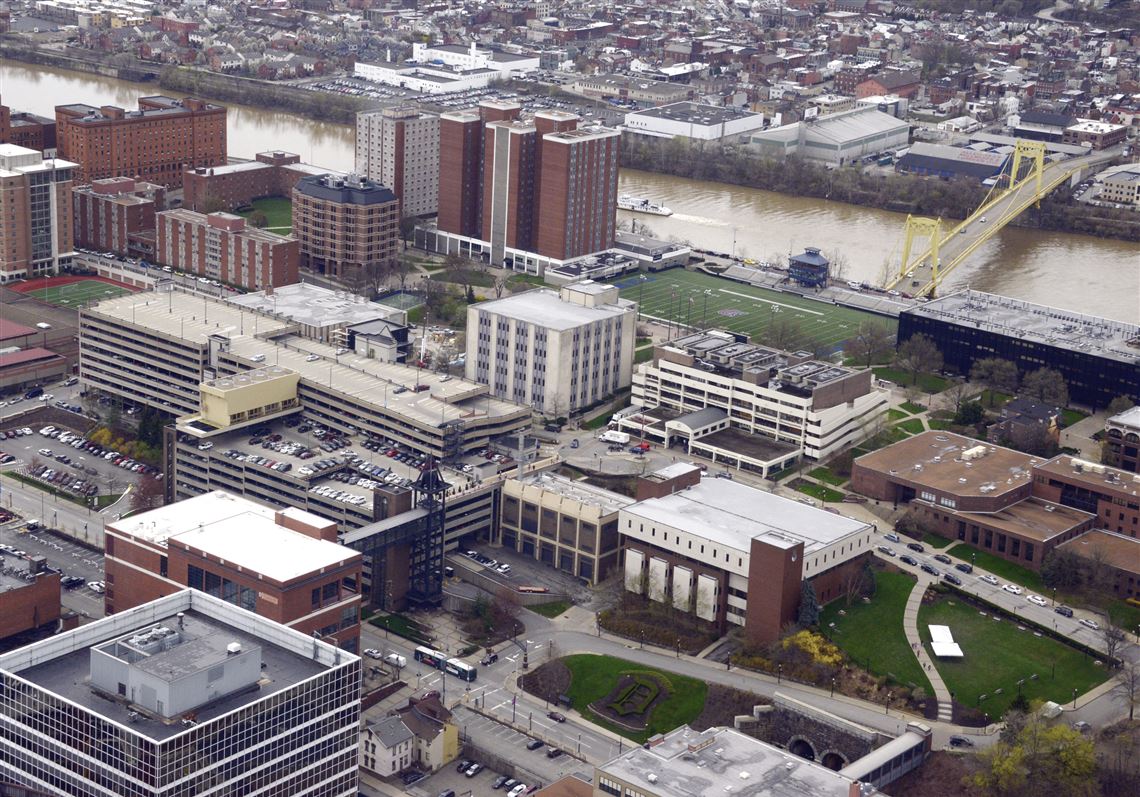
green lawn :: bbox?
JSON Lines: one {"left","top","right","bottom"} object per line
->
{"left": 919, "top": 593, "right": 1109, "bottom": 718}
{"left": 809, "top": 466, "right": 846, "bottom": 486}
{"left": 945, "top": 543, "right": 1045, "bottom": 592}
{"left": 28, "top": 279, "right": 134, "bottom": 309}
{"left": 822, "top": 570, "right": 931, "bottom": 692}
{"left": 928, "top": 419, "right": 955, "bottom": 431}
{"left": 900, "top": 401, "right": 927, "bottom": 414}
{"left": 795, "top": 482, "right": 846, "bottom": 502}
{"left": 873, "top": 367, "right": 950, "bottom": 394}
{"left": 887, "top": 408, "right": 909, "bottom": 422}
{"left": 369, "top": 613, "right": 432, "bottom": 645}
{"left": 922, "top": 533, "right": 952, "bottom": 549}
{"left": 561, "top": 654, "right": 708, "bottom": 743}
{"left": 896, "top": 419, "right": 926, "bottom": 435}
{"left": 528, "top": 601, "right": 572, "bottom": 618}
{"left": 236, "top": 196, "right": 292, "bottom": 234}
{"left": 1061, "top": 409, "right": 1088, "bottom": 428}
{"left": 634, "top": 347, "right": 655, "bottom": 364}
{"left": 611, "top": 269, "right": 896, "bottom": 354}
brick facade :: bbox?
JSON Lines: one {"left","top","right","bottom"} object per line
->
{"left": 72, "top": 177, "right": 164, "bottom": 257}
{"left": 0, "top": 572, "right": 61, "bottom": 642}
{"left": 56, "top": 96, "right": 226, "bottom": 189}
{"left": 156, "top": 209, "right": 298, "bottom": 290}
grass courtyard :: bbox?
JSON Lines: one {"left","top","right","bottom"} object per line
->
{"left": 611, "top": 269, "right": 895, "bottom": 354}
{"left": 561, "top": 654, "right": 707, "bottom": 743}
{"left": 236, "top": 197, "right": 292, "bottom": 234}
{"left": 918, "top": 592, "right": 1109, "bottom": 718}
{"left": 27, "top": 279, "right": 134, "bottom": 308}
{"left": 821, "top": 570, "right": 932, "bottom": 693}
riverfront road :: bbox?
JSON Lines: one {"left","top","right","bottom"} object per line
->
{"left": 894, "top": 145, "right": 1123, "bottom": 295}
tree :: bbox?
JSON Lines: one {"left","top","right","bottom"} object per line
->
{"left": 1113, "top": 662, "right": 1140, "bottom": 721}
{"left": 1101, "top": 623, "right": 1126, "bottom": 668}
{"left": 894, "top": 333, "right": 942, "bottom": 386}
{"left": 765, "top": 315, "right": 802, "bottom": 350}
{"left": 1006, "top": 422, "right": 1059, "bottom": 458}
{"left": 973, "top": 711, "right": 1096, "bottom": 797}
{"left": 1040, "top": 548, "right": 1084, "bottom": 590}
{"left": 1021, "top": 367, "right": 1070, "bottom": 408}
{"left": 846, "top": 320, "right": 895, "bottom": 367}
{"left": 398, "top": 215, "right": 417, "bottom": 249}
{"left": 970, "top": 357, "right": 1019, "bottom": 405}
{"left": 131, "top": 474, "right": 165, "bottom": 514}
{"left": 842, "top": 559, "right": 874, "bottom": 606}
{"left": 1105, "top": 395, "right": 1134, "bottom": 416}
{"left": 248, "top": 210, "right": 268, "bottom": 228}
{"left": 955, "top": 401, "right": 986, "bottom": 426}
{"left": 945, "top": 378, "right": 976, "bottom": 415}
{"left": 797, "top": 581, "right": 820, "bottom": 627}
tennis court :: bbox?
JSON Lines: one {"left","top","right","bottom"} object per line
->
{"left": 376, "top": 290, "right": 423, "bottom": 311}
{"left": 615, "top": 269, "right": 896, "bottom": 353}
{"left": 22, "top": 278, "right": 136, "bottom": 309}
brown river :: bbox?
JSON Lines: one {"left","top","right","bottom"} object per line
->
{"left": 3, "top": 61, "right": 1136, "bottom": 322}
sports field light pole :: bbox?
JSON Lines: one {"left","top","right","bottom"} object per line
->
{"left": 702, "top": 289, "right": 712, "bottom": 328}
{"left": 637, "top": 274, "right": 648, "bottom": 321}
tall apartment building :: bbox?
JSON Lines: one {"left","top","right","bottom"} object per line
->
{"left": 432, "top": 102, "right": 620, "bottom": 269}
{"left": 55, "top": 96, "right": 226, "bottom": 189}
{"left": 465, "top": 281, "right": 637, "bottom": 415}
{"left": 355, "top": 107, "right": 439, "bottom": 218}
{"left": 438, "top": 100, "right": 521, "bottom": 238}
{"left": 292, "top": 173, "right": 399, "bottom": 279}
{"left": 183, "top": 150, "right": 342, "bottom": 213}
{"left": 0, "top": 144, "right": 75, "bottom": 284}
{"left": 156, "top": 208, "right": 299, "bottom": 290}
{"left": 623, "top": 330, "right": 889, "bottom": 473}
{"left": 72, "top": 176, "right": 165, "bottom": 257}
{"left": 105, "top": 490, "right": 363, "bottom": 651}
{"left": 0, "top": 589, "right": 360, "bottom": 797}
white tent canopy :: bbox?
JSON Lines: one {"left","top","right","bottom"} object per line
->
{"left": 929, "top": 624, "right": 964, "bottom": 658}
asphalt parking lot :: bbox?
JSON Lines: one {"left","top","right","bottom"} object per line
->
{"left": 0, "top": 524, "right": 106, "bottom": 617}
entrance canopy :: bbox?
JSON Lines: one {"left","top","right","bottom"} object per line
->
{"left": 928, "top": 624, "right": 963, "bottom": 658}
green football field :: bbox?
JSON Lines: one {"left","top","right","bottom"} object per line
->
{"left": 28, "top": 280, "right": 134, "bottom": 309}
{"left": 613, "top": 269, "right": 896, "bottom": 354}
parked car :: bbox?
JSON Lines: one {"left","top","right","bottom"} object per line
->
{"left": 1027, "top": 594, "right": 1048, "bottom": 607}
{"left": 884, "top": 533, "right": 901, "bottom": 543}
{"left": 546, "top": 747, "right": 564, "bottom": 759}
{"left": 943, "top": 573, "right": 962, "bottom": 586}
{"left": 979, "top": 574, "right": 999, "bottom": 586}
{"left": 906, "top": 542, "right": 925, "bottom": 553}
{"left": 491, "top": 776, "right": 510, "bottom": 789}
{"left": 955, "top": 563, "right": 973, "bottom": 574}
{"left": 900, "top": 555, "right": 919, "bottom": 566}
{"left": 526, "top": 739, "right": 544, "bottom": 750}
{"left": 465, "top": 762, "right": 484, "bottom": 777}
{"left": 1054, "top": 605, "right": 1074, "bottom": 618}
{"left": 363, "top": 648, "right": 382, "bottom": 659}
{"left": 920, "top": 563, "right": 940, "bottom": 576}
{"left": 455, "top": 759, "right": 472, "bottom": 774}
{"left": 933, "top": 554, "right": 952, "bottom": 565}
{"left": 1079, "top": 618, "right": 1100, "bottom": 631}
{"left": 1001, "top": 583, "right": 1023, "bottom": 595}
{"left": 876, "top": 546, "right": 896, "bottom": 557}
{"left": 949, "top": 735, "right": 974, "bottom": 748}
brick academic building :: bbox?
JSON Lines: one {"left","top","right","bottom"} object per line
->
{"left": 852, "top": 431, "right": 1140, "bottom": 571}
{"left": 103, "top": 491, "right": 364, "bottom": 652}
{"left": 56, "top": 96, "right": 226, "bottom": 189}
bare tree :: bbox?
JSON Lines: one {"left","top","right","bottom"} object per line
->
{"left": 1101, "top": 622, "right": 1127, "bottom": 668}
{"left": 765, "top": 315, "right": 802, "bottom": 351}
{"left": 494, "top": 275, "right": 508, "bottom": 299}
{"left": 1021, "top": 367, "right": 1070, "bottom": 408}
{"left": 970, "top": 357, "right": 1019, "bottom": 405}
{"left": 895, "top": 333, "right": 942, "bottom": 386}
{"left": 846, "top": 320, "right": 895, "bottom": 368}
{"left": 824, "top": 249, "right": 850, "bottom": 283}
{"left": 1113, "top": 661, "right": 1140, "bottom": 721}
{"left": 945, "top": 378, "right": 976, "bottom": 415}
{"left": 131, "top": 474, "right": 165, "bottom": 514}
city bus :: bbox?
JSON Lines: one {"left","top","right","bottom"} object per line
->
{"left": 444, "top": 658, "right": 477, "bottom": 682}
{"left": 414, "top": 645, "right": 448, "bottom": 669}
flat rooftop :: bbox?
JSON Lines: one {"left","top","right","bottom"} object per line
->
{"left": 4, "top": 598, "right": 334, "bottom": 742}
{"left": 1057, "top": 529, "right": 1140, "bottom": 576}
{"left": 957, "top": 497, "right": 1092, "bottom": 543}
{"left": 228, "top": 282, "right": 404, "bottom": 329}
{"left": 630, "top": 101, "right": 762, "bottom": 127}
{"left": 623, "top": 478, "right": 869, "bottom": 556}
{"left": 696, "top": 427, "right": 799, "bottom": 461}
{"left": 109, "top": 491, "right": 356, "bottom": 581}
{"left": 1033, "top": 455, "right": 1140, "bottom": 498}
{"left": 599, "top": 725, "right": 875, "bottom": 797}
{"left": 904, "top": 289, "right": 1140, "bottom": 364}
{"left": 86, "top": 291, "right": 525, "bottom": 428}
{"left": 514, "top": 471, "right": 632, "bottom": 515}
{"left": 855, "top": 431, "right": 1036, "bottom": 499}
{"left": 472, "top": 288, "right": 634, "bottom": 330}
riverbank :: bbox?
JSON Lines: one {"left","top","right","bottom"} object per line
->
{"left": 0, "top": 37, "right": 157, "bottom": 83}
{"left": 620, "top": 136, "right": 1140, "bottom": 243}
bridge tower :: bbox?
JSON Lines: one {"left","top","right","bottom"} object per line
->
{"left": 1008, "top": 140, "right": 1046, "bottom": 200}
{"left": 898, "top": 215, "right": 942, "bottom": 293}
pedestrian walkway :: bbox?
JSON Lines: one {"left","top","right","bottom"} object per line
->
{"left": 902, "top": 578, "right": 955, "bottom": 723}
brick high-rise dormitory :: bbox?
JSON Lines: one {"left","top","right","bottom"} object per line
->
{"left": 355, "top": 107, "right": 439, "bottom": 218}
{"left": 435, "top": 100, "right": 619, "bottom": 267}
{"left": 156, "top": 209, "right": 299, "bottom": 290}
{"left": 72, "top": 176, "right": 165, "bottom": 258}
{"left": 55, "top": 96, "right": 226, "bottom": 189}
{"left": 0, "top": 144, "right": 75, "bottom": 283}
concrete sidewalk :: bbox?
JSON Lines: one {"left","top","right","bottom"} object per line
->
{"left": 902, "top": 579, "right": 955, "bottom": 723}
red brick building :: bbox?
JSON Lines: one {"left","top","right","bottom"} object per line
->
{"left": 0, "top": 565, "right": 61, "bottom": 644}
{"left": 855, "top": 72, "right": 922, "bottom": 100}
{"left": 0, "top": 95, "right": 56, "bottom": 153}
{"left": 438, "top": 100, "right": 521, "bottom": 239}
{"left": 292, "top": 174, "right": 399, "bottom": 279}
{"left": 103, "top": 491, "right": 363, "bottom": 652}
{"left": 183, "top": 150, "right": 334, "bottom": 213}
{"left": 156, "top": 209, "right": 299, "bottom": 290}
{"left": 0, "top": 144, "right": 76, "bottom": 284}
{"left": 56, "top": 96, "right": 226, "bottom": 189}
{"left": 72, "top": 176, "right": 165, "bottom": 257}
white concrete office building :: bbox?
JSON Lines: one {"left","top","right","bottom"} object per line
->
{"left": 354, "top": 107, "right": 439, "bottom": 218}
{"left": 465, "top": 281, "right": 637, "bottom": 416}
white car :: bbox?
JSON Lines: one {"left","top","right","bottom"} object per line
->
{"left": 1078, "top": 618, "right": 1100, "bottom": 631}
{"left": 1027, "top": 594, "right": 1048, "bottom": 607}
{"left": 363, "top": 648, "right": 382, "bottom": 659}
{"left": 1001, "top": 584, "right": 1023, "bottom": 595}
{"left": 89, "top": 581, "right": 105, "bottom": 593}
{"left": 979, "top": 574, "right": 999, "bottom": 586}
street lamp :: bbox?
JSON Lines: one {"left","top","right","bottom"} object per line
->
{"left": 1052, "top": 587, "right": 1057, "bottom": 607}
{"left": 1072, "top": 687, "right": 1078, "bottom": 708}
{"left": 885, "top": 691, "right": 892, "bottom": 714}
{"left": 637, "top": 274, "right": 649, "bottom": 321}
{"left": 831, "top": 677, "right": 836, "bottom": 698}
{"left": 777, "top": 664, "right": 783, "bottom": 684}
